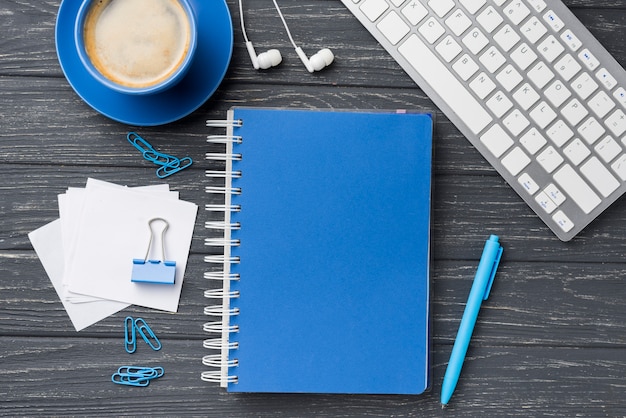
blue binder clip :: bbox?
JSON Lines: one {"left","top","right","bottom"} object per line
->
{"left": 131, "top": 218, "right": 176, "bottom": 285}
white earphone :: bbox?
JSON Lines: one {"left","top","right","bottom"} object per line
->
{"left": 245, "top": 41, "right": 282, "bottom": 70}
{"left": 294, "top": 47, "right": 334, "bottom": 73}
{"left": 238, "top": 0, "right": 334, "bottom": 72}
{"left": 239, "top": 0, "right": 282, "bottom": 70}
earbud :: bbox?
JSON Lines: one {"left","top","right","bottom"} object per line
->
{"left": 245, "top": 41, "right": 282, "bottom": 70}
{"left": 240, "top": 0, "right": 334, "bottom": 73}
{"left": 295, "top": 47, "right": 334, "bottom": 73}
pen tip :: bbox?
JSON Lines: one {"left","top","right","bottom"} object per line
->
{"left": 441, "top": 403, "right": 447, "bottom": 409}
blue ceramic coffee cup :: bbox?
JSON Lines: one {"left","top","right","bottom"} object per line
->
{"left": 74, "top": 0, "right": 197, "bottom": 95}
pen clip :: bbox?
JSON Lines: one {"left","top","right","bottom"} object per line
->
{"left": 483, "top": 245, "right": 503, "bottom": 300}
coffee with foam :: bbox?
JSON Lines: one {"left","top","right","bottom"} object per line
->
{"left": 83, "top": 0, "right": 192, "bottom": 89}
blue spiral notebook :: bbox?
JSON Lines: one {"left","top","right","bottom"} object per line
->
{"left": 203, "top": 107, "right": 433, "bottom": 394}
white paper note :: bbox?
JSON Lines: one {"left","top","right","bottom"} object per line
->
{"left": 28, "top": 220, "right": 130, "bottom": 331}
{"left": 65, "top": 181, "right": 198, "bottom": 311}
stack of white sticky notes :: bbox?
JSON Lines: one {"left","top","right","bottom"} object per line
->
{"left": 28, "top": 178, "right": 198, "bottom": 331}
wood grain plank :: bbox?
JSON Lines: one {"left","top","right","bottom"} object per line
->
{"left": 3, "top": 161, "right": 626, "bottom": 260}
{"left": 1, "top": 1, "right": 625, "bottom": 89}
{"left": 1, "top": 337, "right": 625, "bottom": 417}
{"left": 3, "top": 250, "right": 626, "bottom": 349}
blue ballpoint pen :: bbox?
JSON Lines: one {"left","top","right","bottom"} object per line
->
{"left": 440, "top": 234, "right": 503, "bottom": 407}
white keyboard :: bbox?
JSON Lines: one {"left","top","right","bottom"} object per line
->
{"left": 341, "top": 0, "right": 626, "bottom": 241}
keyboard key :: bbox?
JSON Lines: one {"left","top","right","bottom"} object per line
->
{"left": 578, "top": 117, "right": 605, "bottom": 144}
{"left": 580, "top": 157, "right": 620, "bottom": 197}
{"left": 579, "top": 48, "right": 600, "bottom": 71}
{"left": 501, "top": 146, "right": 531, "bottom": 175}
{"left": 510, "top": 43, "right": 537, "bottom": 70}
{"left": 563, "top": 138, "right": 590, "bottom": 166}
{"left": 605, "top": 109, "right": 626, "bottom": 137}
{"left": 596, "top": 68, "right": 618, "bottom": 90}
{"left": 529, "top": 101, "right": 557, "bottom": 129}
{"left": 560, "top": 29, "right": 581, "bottom": 51}
{"left": 496, "top": 64, "right": 523, "bottom": 91}
{"left": 554, "top": 54, "right": 581, "bottom": 81}
{"left": 360, "top": 0, "right": 389, "bottom": 21}
{"left": 469, "top": 72, "right": 497, "bottom": 98}
{"left": 562, "top": 98, "right": 588, "bottom": 126}
{"left": 378, "top": 11, "right": 410, "bottom": 45}
{"left": 463, "top": 27, "right": 490, "bottom": 54}
{"left": 520, "top": 127, "right": 547, "bottom": 154}
{"left": 477, "top": 6, "right": 503, "bottom": 33}
{"left": 401, "top": 1, "right": 428, "bottom": 25}
{"left": 553, "top": 164, "right": 601, "bottom": 214}
{"left": 459, "top": 0, "right": 486, "bottom": 15}
{"left": 595, "top": 136, "right": 621, "bottom": 163}
{"left": 445, "top": 9, "right": 473, "bottom": 36}
{"left": 611, "top": 154, "right": 626, "bottom": 180}
{"left": 493, "top": 24, "right": 520, "bottom": 51}
{"left": 588, "top": 91, "right": 615, "bottom": 118}
{"left": 552, "top": 210, "right": 574, "bottom": 233}
{"left": 544, "top": 183, "right": 566, "bottom": 205}
{"left": 419, "top": 17, "right": 446, "bottom": 44}
{"left": 571, "top": 72, "right": 598, "bottom": 100}
{"left": 613, "top": 87, "right": 626, "bottom": 108}
{"left": 397, "top": 34, "right": 493, "bottom": 134}
{"left": 537, "top": 146, "right": 564, "bottom": 173}
{"left": 480, "top": 46, "right": 506, "bottom": 73}
{"left": 537, "top": 35, "right": 565, "bottom": 63}
{"left": 521, "top": 16, "right": 547, "bottom": 44}
{"left": 545, "top": 80, "right": 571, "bottom": 107}
{"left": 453, "top": 54, "right": 480, "bottom": 80}
{"left": 519, "top": 172, "right": 540, "bottom": 194}
{"left": 527, "top": 0, "right": 547, "bottom": 13}
{"left": 428, "top": 0, "right": 455, "bottom": 17}
{"left": 535, "top": 191, "right": 557, "bottom": 213}
{"left": 486, "top": 90, "right": 514, "bottom": 117}
{"left": 513, "top": 83, "right": 540, "bottom": 110}
{"left": 547, "top": 120, "right": 574, "bottom": 147}
{"left": 503, "top": 109, "right": 530, "bottom": 136}
{"left": 527, "top": 62, "right": 555, "bottom": 89}
{"left": 503, "top": 1, "right": 530, "bottom": 25}
{"left": 543, "top": 10, "right": 565, "bottom": 32}
{"left": 480, "top": 124, "right": 514, "bottom": 157}
{"left": 436, "top": 36, "right": 463, "bottom": 62}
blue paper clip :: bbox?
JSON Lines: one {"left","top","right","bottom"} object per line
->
{"left": 143, "top": 149, "right": 179, "bottom": 166}
{"left": 135, "top": 317, "right": 162, "bottom": 351}
{"left": 127, "top": 132, "right": 156, "bottom": 155}
{"left": 111, "top": 372, "right": 151, "bottom": 387}
{"left": 124, "top": 316, "right": 136, "bottom": 354}
{"left": 112, "top": 365, "right": 164, "bottom": 387}
{"left": 131, "top": 218, "right": 176, "bottom": 285}
{"left": 126, "top": 132, "right": 192, "bottom": 178}
{"left": 118, "top": 366, "right": 164, "bottom": 379}
{"left": 156, "top": 156, "right": 193, "bottom": 178}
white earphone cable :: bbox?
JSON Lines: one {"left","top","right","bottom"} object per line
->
{"left": 238, "top": 0, "right": 250, "bottom": 43}
{"left": 272, "top": 0, "right": 298, "bottom": 50}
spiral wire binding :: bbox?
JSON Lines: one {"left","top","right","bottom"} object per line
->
{"left": 202, "top": 116, "right": 243, "bottom": 386}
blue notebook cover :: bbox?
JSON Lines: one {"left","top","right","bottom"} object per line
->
{"left": 214, "top": 107, "right": 432, "bottom": 394}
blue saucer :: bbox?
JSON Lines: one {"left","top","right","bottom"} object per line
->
{"left": 55, "top": 0, "right": 233, "bottom": 126}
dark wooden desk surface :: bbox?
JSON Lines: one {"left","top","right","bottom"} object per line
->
{"left": 2, "top": 0, "right": 626, "bottom": 416}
